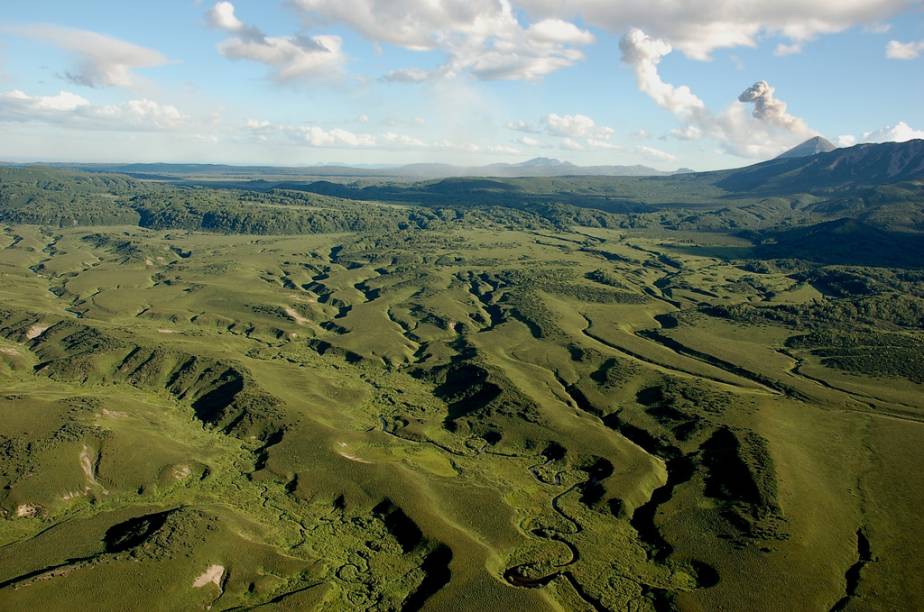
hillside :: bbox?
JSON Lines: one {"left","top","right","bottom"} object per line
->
{"left": 1, "top": 140, "right": 924, "bottom": 610}
{"left": 717, "top": 139, "right": 924, "bottom": 193}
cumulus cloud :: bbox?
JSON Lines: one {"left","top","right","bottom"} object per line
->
{"left": 886, "top": 39, "right": 924, "bottom": 59}
{"left": 207, "top": 1, "right": 245, "bottom": 31}
{"left": 518, "top": 0, "right": 911, "bottom": 59}
{"left": 207, "top": 2, "right": 344, "bottom": 81}
{"left": 0, "top": 89, "right": 186, "bottom": 130}
{"left": 292, "top": 0, "right": 593, "bottom": 81}
{"left": 619, "top": 30, "right": 705, "bottom": 120}
{"left": 835, "top": 122, "right": 924, "bottom": 147}
{"left": 837, "top": 134, "right": 858, "bottom": 147}
{"left": 244, "top": 119, "right": 374, "bottom": 147}
{"left": 620, "top": 28, "right": 815, "bottom": 158}
{"left": 508, "top": 112, "right": 616, "bottom": 149}
{"left": 518, "top": 135, "right": 542, "bottom": 146}
{"left": 862, "top": 121, "right": 924, "bottom": 142}
{"left": 543, "top": 113, "right": 613, "bottom": 139}
{"left": 301, "top": 126, "right": 376, "bottom": 147}
{"left": 243, "top": 119, "right": 520, "bottom": 153}
{"left": 11, "top": 25, "right": 167, "bottom": 88}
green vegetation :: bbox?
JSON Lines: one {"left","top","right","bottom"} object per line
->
{"left": 0, "top": 148, "right": 923, "bottom": 611}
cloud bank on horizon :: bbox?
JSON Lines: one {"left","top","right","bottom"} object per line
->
{"left": 0, "top": 0, "right": 922, "bottom": 168}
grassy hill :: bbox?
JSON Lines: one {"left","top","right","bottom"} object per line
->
{"left": 1, "top": 143, "right": 924, "bottom": 609}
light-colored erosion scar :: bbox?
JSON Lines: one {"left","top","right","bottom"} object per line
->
{"left": 284, "top": 306, "right": 309, "bottom": 325}
{"left": 337, "top": 442, "right": 372, "bottom": 464}
{"left": 338, "top": 451, "right": 373, "bottom": 464}
{"left": 16, "top": 504, "right": 42, "bottom": 518}
{"left": 0, "top": 347, "right": 20, "bottom": 356}
{"left": 79, "top": 445, "right": 108, "bottom": 493}
{"left": 26, "top": 324, "right": 49, "bottom": 340}
{"left": 62, "top": 489, "right": 89, "bottom": 501}
{"left": 158, "top": 328, "right": 179, "bottom": 334}
{"left": 193, "top": 565, "right": 225, "bottom": 589}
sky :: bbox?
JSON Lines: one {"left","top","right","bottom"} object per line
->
{"left": 0, "top": 0, "right": 923, "bottom": 170}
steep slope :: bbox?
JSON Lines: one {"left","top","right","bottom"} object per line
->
{"left": 718, "top": 139, "right": 924, "bottom": 193}
{"left": 776, "top": 136, "right": 837, "bottom": 159}
{"left": 752, "top": 217, "right": 924, "bottom": 267}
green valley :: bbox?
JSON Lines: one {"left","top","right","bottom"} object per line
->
{"left": 0, "top": 141, "right": 923, "bottom": 610}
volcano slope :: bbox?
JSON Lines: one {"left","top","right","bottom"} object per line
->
{"left": 0, "top": 218, "right": 922, "bottom": 611}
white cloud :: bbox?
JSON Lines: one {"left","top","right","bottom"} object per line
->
{"left": 381, "top": 131, "right": 427, "bottom": 147}
{"left": 619, "top": 30, "right": 705, "bottom": 120}
{"left": 862, "top": 121, "right": 924, "bottom": 142}
{"left": 836, "top": 134, "right": 857, "bottom": 147}
{"left": 543, "top": 113, "right": 616, "bottom": 144}
{"left": 527, "top": 19, "right": 595, "bottom": 45}
{"left": 671, "top": 125, "right": 702, "bottom": 140}
{"left": 508, "top": 113, "right": 618, "bottom": 150}
{"left": 620, "top": 28, "right": 815, "bottom": 158}
{"left": 293, "top": 0, "right": 593, "bottom": 80}
{"left": 207, "top": 2, "right": 344, "bottom": 81}
{"left": 637, "top": 145, "right": 676, "bottom": 162}
{"left": 94, "top": 99, "right": 186, "bottom": 129}
{"left": 0, "top": 89, "right": 186, "bottom": 130}
{"left": 429, "top": 139, "right": 521, "bottom": 154}
{"left": 489, "top": 144, "right": 522, "bottom": 154}
{"left": 587, "top": 138, "right": 621, "bottom": 150}
{"left": 507, "top": 120, "right": 540, "bottom": 133}
{"left": 544, "top": 113, "right": 595, "bottom": 137}
{"left": 518, "top": 0, "right": 911, "bottom": 59}
{"left": 382, "top": 68, "right": 434, "bottom": 83}
{"left": 11, "top": 25, "right": 167, "bottom": 88}
{"left": 1, "top": 89, "right": 89, "bottom": 113}
{"left": 244, "top": 119, "right": 374, "bottom": 147}
{"left": 836, "top": 122, "right": 924, "bottom": 147}
{"left": 207, "top": 1, "right": 244, "bottom": 31}
{"left": 301, "top": 126, "right": 376, "bottom": 147}
{"left": 866, "top": 23, "right": 892, "bottom": 34}
{"left": 242, "top": 119, "right": 523, "bottom": 153}
{"left": 774, "top": 42, "right": 803, "bottom": 56}
{"left": 886, "top": 39, "right": 924, "bottom": 60}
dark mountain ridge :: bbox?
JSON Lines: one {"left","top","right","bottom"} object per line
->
{"left": 717, "top": 139, "right": 924, "bottom": 193}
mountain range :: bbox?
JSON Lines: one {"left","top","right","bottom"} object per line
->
{"left": 23, "top": 157, "right": 695, "bottom": 180}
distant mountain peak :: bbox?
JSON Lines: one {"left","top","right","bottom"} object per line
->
{"left": 776, "top": 136, "right": 837, "bottom": 159}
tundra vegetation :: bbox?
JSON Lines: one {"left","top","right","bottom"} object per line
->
{"left": 0, "top": 141, "right": 922, "bottom": 611}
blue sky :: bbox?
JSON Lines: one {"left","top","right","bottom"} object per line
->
{"left": 1, "top": 0, "right": 923, "bottom": 170}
